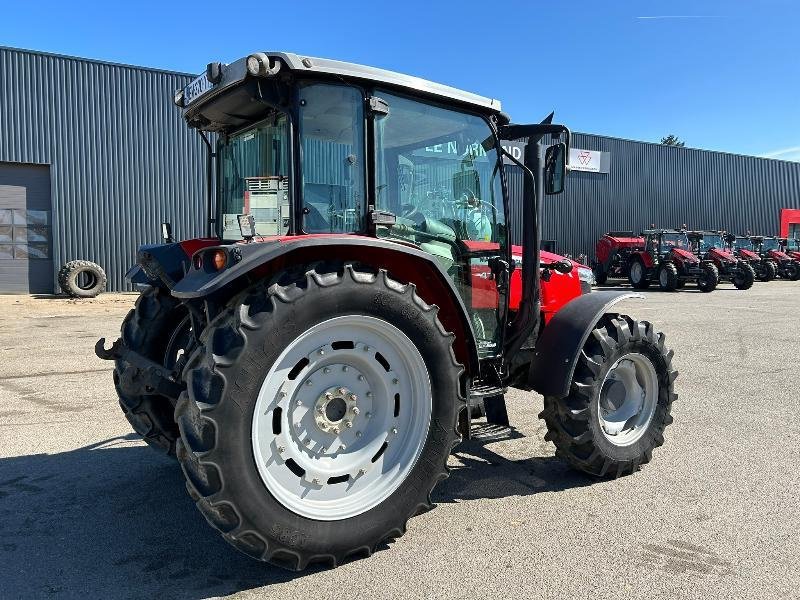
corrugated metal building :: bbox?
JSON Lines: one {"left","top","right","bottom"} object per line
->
{"left": 0, "top": 46, "right": 206, "bottom": 292}
{"left": 506, "top": 134, "right": 800, "bottom": 261}
{"left": 2, "top": 46, "right": 799, "bottom": 292}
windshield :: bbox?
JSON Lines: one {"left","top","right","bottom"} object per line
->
{"left": 651, "top": 232, "right": 688, "bottom": 253}
{"left": 735, "top": 237, "right": 753, "bottom": 250}
{"left": 788, "top": 238, "right": 800, "bottom": 251}
{"left": 699, "top": 234, "right": 723, "bottom": 252}
{"left": 217, "top": 113, "right": 290, "bottom": 239}
{"left": 761, "top": 238, "right": 780, "bottom": 251}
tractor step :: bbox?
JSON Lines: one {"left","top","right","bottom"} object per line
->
{"left": 468, "top": 385, "right": 509, "bottom": 427}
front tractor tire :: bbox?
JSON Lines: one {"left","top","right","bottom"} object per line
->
{"left": 697, "top": 263, "right": 719, "bottom": 292}
{"left": 759, "top": 260, "right": 777, "bottom": 282}
{"left": 539, "top": 314, "right": 676, "bottom": 478}
{"left": 657, "top": 263, "right": 679, "bottom": 291}
{"left": 175, "top": 265, "right": 463, "bottom": 570}
{"left": 732, "top": 262, "right": 756, "bottom": 290}
{"left": 115, "top": 286, "right": 191, "bottom": 455}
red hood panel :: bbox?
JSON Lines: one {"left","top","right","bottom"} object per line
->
{"left": 672, "top": 247, "right": 699, "bottom": 262}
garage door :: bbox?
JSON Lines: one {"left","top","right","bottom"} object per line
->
{"left": 0, "top": 163, "right": 53, "bottom": 294}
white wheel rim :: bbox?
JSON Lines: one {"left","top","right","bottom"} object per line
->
{"left": 252, "top": 315, "right": 432, "bottom": 521}
{"left": 631, "top": 262, "right": 642, "bottom": 282}
{"left": 659, "top": 268, "right": 668, "bottom": 287}
{"left": 597, "top": 353, "right": 659, "bottom": 446}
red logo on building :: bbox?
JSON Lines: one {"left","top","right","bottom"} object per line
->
{"left": 578, "top": 151, "right": 592, "bottom": 165}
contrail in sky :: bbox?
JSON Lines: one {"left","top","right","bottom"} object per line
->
{"left": 636, "top": 15, "right": 723, "bottom": 20}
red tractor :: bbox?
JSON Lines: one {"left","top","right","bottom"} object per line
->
{"left": 686, "top": 231, "right": 755, "bottom": 289}
{"left": 592, "top": 231, "right": 645, "bottom": 285}
{"left": 726, "top": 234, "right": 777, "bottom": 281}
{"left": 96, "top": 52, "right": 677, "bottom": 570}
{"left": 752, "top": 236, "right": 800, "bottom": 280}
{"left": 780, "top": 237, "right": 800, "bottom": 261}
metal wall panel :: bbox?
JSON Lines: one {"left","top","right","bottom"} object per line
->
{"left": 0, "top": 47, "right": 206, "bottom": 291}
{"left": 3, "top": 46, "right": 800, "bottom": 289}
{"left": 506, "top": 133, "right": 800, "bottom": 262}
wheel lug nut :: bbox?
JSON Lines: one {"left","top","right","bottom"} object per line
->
{"left": 352, "top": 407, "right": 360, "bottom": 415}
{"left": 279, "top": 391, "right": 286, "bottom": 398}
{"left": 312, "top": 478, "right": 320, "bottom": 485}
{"left": 391, "top": 427, "right": 398, "bottom": 434}
{"left": 339, "top": 444, "right": 346, "bottom": 451}
{"left": 332, "top": 427, "right": 340, "bottom": 434}
{"left": 358, "top": 468, "right": 366, "bottom": 476}
{"left": 324, "top": 367, "right": 331, "bottom": 374}
{"left": 318, "top": 349, "right": 325, "bottom": 356}
{"left": 317, "top": 406, "right": 324, "bottom": 414}
{"left": 325, "top": 392, "right": 333, "bottom": 400}
{"left": 345, "top": 420, "right": 353, "bottom": 428}
{"left": 350, "top": 394, "right": 358, "bottom": 402}
{"left": 364, "top": 345, "right": 370, "bottom": 352}
{"left": 358, "top": 375, "right": 365, "bottom": 382}
{"left": 342, "top": 366, "right": 349, "bottom": 372}
{"left": 277, "top": 446, "right": 285, "bottom": 453}
{"left": 338, "top": 387, "right": 347, "bottom": 395}
{"left": 305, "top": 439, "right": 312, "bottom": 446}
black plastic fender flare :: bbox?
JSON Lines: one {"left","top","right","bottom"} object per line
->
{"left": 528, "top": 291, "right": 644, "bottom": 399}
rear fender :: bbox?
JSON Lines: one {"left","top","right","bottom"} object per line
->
{"left": 171, "top": 236, "right": 479, "bottom": 374}
{"left": 528, "top": 291, "right": 644, "bottom": 398}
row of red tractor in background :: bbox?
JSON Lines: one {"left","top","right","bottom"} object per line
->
{"left": 592, "top": 229, "right": 800, "bottom": 292}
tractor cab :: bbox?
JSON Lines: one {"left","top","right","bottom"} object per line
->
{"left": 643, "top": 229, "right": 693, "bottom": 260}
{"left": 783, "top": 237, "right": 800, "bottom": 260}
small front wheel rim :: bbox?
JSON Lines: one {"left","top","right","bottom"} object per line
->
{"left": 597, "top": 353, "right": 659, "bottom": 446}
{"left": 252, "top": 315, "right": 432, "bottom": 521}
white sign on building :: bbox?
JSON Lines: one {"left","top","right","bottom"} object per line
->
{"left": 569, "top": 148, "right": 603, "bottom": 172}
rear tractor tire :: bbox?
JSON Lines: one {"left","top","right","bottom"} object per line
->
{"left": 539, "top": 314, "right": 677, "bottom": 477}
{"left": 175, "top": 265, "right": 463, "bottom": 570}
{"left": 628, "top": 259, "right": 650, "bottom": 289}
{"left": 114, "top": 286, "right": 192, "bottom": 455}
{"left": 697, "top": 263, "right": 719, "bottom": 292}
{"left": 732, "top": 262, "right": 756, "bottom": 290}
{"left": 657, "top": 263, "right": 679, "bottom": 292}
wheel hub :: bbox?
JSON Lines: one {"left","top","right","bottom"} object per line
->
{"left": 313, "top": 386, "right": 359, "bottom": 434}
{"left": 598, "top": 354, "right": 658, "bottom": 446}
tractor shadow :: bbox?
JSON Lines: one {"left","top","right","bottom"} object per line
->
{"left": 0, "top": 435, "right": 296, "bottom": 599}
{"left": 0, "top": 428, "right": 595, "bottom": 598}
{"left": 435, "top": 422, "right": 595, "bottom": 503}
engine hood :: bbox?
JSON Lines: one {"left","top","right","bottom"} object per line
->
{"left": 708, "top": 247, "right": 737, "bottom": 263}
{"left": 672, "top": 247, "right": 699, "bottom": 263}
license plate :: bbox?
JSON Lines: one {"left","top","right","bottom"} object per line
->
{"left": 184, "top": 73, "right": 213, "bottom": 105}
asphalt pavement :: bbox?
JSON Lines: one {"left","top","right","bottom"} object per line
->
{"left": 0, "top": 282, "right": 797, "bottom": 599}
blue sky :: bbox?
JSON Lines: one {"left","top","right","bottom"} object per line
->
{"left": 2, "top": 0, "right": 799, "bottom": 160}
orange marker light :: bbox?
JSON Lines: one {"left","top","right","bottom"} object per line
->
{"left": 211, "top": 249, "right": 227, "bottom": 271}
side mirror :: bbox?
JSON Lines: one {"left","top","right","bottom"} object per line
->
{"left": 544, "top": 143, "right": 567, "bottom": 195}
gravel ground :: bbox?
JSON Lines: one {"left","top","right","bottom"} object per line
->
{"left": 0, "top": 283, "right": 798, "bottom": 599}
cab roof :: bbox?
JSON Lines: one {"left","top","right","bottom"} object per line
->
{"left": 181, "top": 51, "right": 502, "bottom": 127}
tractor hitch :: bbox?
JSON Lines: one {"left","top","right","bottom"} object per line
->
{"left": 95, "top": 337, "right": 183, "bottom": 399}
